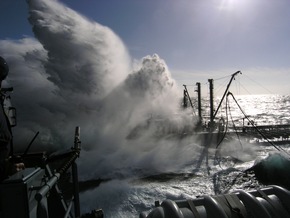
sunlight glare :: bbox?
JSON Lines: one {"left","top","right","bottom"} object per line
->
{"left": 218, "top": 0, "right": 242, "bottom": 11}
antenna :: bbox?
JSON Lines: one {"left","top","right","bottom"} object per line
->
{"left": 23, "top": 131, "right": 39, "bottom": 157}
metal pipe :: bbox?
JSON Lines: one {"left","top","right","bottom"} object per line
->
{"left": 208, "top": 79, "right": 214, "bottom": 124}
{"left": 73, "top": 126, "right": 81, "bottom": 217}
{"left": 35, "top": 173, "right": 60, "bottom": 201}
{"left": 72, "top": 162, "right": 80, "bottom": 217}
{"left": 64, "top": 198, "right": 74, "bottom": 218}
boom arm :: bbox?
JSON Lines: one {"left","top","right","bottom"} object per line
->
{"left": 213, "top": 71, "right": 241, "bottom": 120}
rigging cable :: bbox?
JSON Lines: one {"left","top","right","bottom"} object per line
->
{"left": 214, "top": 94, "right": 234, "bottom": 170}
{"left": 215, "top": 78, "right": 230, "bottom": 97}
{"left": 228, "top": 96, "right": 244, "bottom": 151}
{"left": 214, "top": 74, "right": 232, "bottom": 81}
{"left": 227, "top": 92, "right": 290, "bottom": 157}
{"left": 215, "top": 95, "right": 229, "bottom": 150}
{"left": 243, "top": 74, "right": 274, "bottom": 94}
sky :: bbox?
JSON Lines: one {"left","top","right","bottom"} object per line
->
{"left": 1, "top": 0, "right": 290, "bottom": 95}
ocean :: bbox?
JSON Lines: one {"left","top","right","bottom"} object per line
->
{"left": 79, "top": 94, "right": 290, "bottom": 217}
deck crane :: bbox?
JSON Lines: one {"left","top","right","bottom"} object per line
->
{"left": 209, "top": 71, "right": 242, "bottom": 126}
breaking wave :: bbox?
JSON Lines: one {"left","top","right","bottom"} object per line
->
{"left": 0, "top": 0, "right": 200, "bottom": 180}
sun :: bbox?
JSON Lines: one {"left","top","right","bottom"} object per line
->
{"left": 218, "top": 0, "right": 241, "bottom": 11}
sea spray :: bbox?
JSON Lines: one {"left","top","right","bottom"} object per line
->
{"left": 1, "top": 0, "right": 131, "bottom": 151}
{"left": 27, "top": 0, "right": 131, "bottom": 97}
{"left": 1, "top": 0, "right": 262, "bottom": 190}
{"left": 77, "top": 54, "right": 201, "bottom": 180}
{"left": 0, "top": 0, "right": 203, "bottom": 180}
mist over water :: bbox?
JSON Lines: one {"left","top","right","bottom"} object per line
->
{"left": 0, "top": 0, "right": 202, "bottom": 179}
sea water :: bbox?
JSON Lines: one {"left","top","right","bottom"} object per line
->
{"left": 79, "top": 94, "right": 290, "bottom": 217}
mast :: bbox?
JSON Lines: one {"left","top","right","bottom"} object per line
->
{"left": 208, "top": 79, "right": 214, "bottom": 125}
{"left": 195, "top": 82, "right": 202, "bottom": 121}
